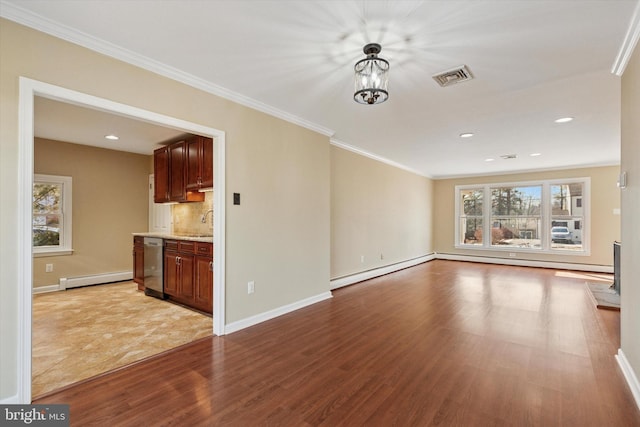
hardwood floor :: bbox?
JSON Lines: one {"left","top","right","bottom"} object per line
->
{"left": 35, "top": 260, "right": 640, "bottom": 426}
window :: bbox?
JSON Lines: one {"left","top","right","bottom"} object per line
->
{"left": 455, "top": 178, "right": 589, "bottom": 255}
{"left": 490, "top": 185, "right": 541, "bottom": 248}
{"left": 33, "top": 174, "right": 73, "bottom": 256}
{"left": 459, "top": 188, "right": 484, "bottom": 245}
{"left": 550, "top": 182, "right": 585, "bottom": 251}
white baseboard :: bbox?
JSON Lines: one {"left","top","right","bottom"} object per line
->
{"left": 330, "top": 254, "right": 436, "bottom": 290}
{"left": 436, "top": 253, "right": 613, "bottom": 273}
{"left": 225, "top": 291, "right": 333, "bottom": 334}
{"left": 32, "top": 284, "right": 61, "bottom": 294}
{"left": 59, "top": 271, "right": 133, "bottom": 290}
{"left": 616, "top": 348, "right": 640, "bottom": 411}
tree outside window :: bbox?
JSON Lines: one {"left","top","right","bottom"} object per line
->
{"left": 33, "top": 174, "right": 72, "bottom": 255}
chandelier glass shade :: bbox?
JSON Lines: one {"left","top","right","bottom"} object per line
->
{"left": 354, "top": 43, "right": 389, "bottom": 105}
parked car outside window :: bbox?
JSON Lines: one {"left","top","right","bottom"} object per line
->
{"left": 551, "top": 226, "right": 571, "bottom": 243}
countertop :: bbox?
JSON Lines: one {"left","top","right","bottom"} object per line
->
{"left": 133, "top": 232, "right": 213, "bottom": 243}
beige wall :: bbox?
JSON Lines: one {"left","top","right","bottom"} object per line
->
{"left": 33, "top": 138, "right": 149, "bottom": 287}
{"left": 331, "top": 146, "right": 433, "bottom": 279}
{"left": 1, "top": 19, "right": 330, "bottom": 400}
{"left": 433, "top": 166, "right": 621, "bottom": 266}
{"left": 620, "top": 40, "right": 640, "bottom": 391}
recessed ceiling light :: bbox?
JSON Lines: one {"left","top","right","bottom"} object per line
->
{"left": 459, "top": 133, "right": 474, "bottom": 138}
{"left": 485, "top": 158, "right": 495, "bottom": 162}
{"left": 104, "top": 134, "right": 119, "bottom": 140}
{"left": 530, "top": 153, "right": 542, "bottom": 157}
{"left": 554, "top": 117, "right": 573, "bottom": 123}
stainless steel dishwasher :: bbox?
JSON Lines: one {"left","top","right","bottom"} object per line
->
{"left": 143, "top": 237, "right": 164, "bottom": 299}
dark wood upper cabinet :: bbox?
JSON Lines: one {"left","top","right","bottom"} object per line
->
{"left": 186, "top": 136, "right": 213, "bottom": 192}
{"left": 154, "top": 138, "right": 205, "bottom": 203}
{"left": 169, "top": 141, "right": 187, "bottom": 201}
{"left": 153, "top": 146, "right": 170, "bottom": 203}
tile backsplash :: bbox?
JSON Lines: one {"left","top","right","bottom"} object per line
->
{"left": 172, "top": 192, "right": 213, "bottom": 235}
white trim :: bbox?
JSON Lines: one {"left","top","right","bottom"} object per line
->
{"left": 225, "top": 291, "right": 333, "bottom": 335}
{"left": 17, "top": 77, "right": 227, "bottom": 403}
{"left": 0, "top": 1, "right": 333, "bottom": 138}
{"left": 616, "top": 348, "right": 640, "bottom": 411}
{"left": 58, "top": 271, "right": 132, "bottom": 289}
{"left": 17, "top": 76, "right": 34, "bottom": 405}
{"left": 330, "top": 254, "right": 436, "bottom": 290}
{"left": 214, "top": 130, "right": 226, "bottom": 336}
{"left": 330, "top": 138, "right": 431, "bottom": 179}
{"left": 436, "top": 253, "right": 613, "bottom": 273}
{"left": 612, "top": 0, "right": 640, "bottom": 76}
{"left": 32, "top": 285, "right": 61, "bottom": 294}
{"left": 0, "top": 394, "right": 20, "bottom": 405}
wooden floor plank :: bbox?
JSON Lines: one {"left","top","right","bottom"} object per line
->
{"left": 34, "top": 260, "right": 640, "bottom": 426}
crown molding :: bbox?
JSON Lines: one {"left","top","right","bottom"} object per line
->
{"left": 612, "top": 0, "right": 640, "bottom": 76}
{"left": 330, "top": 138, "right": 432, "bottom": 179}
{"left": 0, "top": 1, "right": 334, "bottom": 137}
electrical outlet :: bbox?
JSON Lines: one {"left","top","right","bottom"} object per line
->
{"left": 509, "top": 253, "right": 516, "bottom": 257}
{"left": 45, "top": 264, "right": 53, "bottom": 272}
{"left": 380, "top": 253, "right": 384, "bottom": 260}
{"left": 361, "top": 255, "right": 365, "bottom": 263}
{"left": 248, "top": 281, "right": 255, "bottom": 294}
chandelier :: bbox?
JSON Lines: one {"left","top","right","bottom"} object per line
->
{"left": 354, "top": 43, "right": 389, "bottom": 105}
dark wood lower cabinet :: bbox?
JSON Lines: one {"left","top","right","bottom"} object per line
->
{"left": 133, "top": 236, "right": 145, "bottom": 291}
{"left": 194, "top": 243, "right": 214, "bottom": 313}
{"left": 163, "top": 239, "right": 212, "bottom": 314}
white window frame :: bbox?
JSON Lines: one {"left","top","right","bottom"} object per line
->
{"left": 33, "top": 174, "right": 73, "bottom": 257}
{"left": 455, "top": 178, "right": 590, "bottom": 256}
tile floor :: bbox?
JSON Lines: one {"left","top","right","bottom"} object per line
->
{"left": 32, "top": 281, "right": 213, "bottom": 397}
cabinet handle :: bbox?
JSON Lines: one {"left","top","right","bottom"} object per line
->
{"left": 209, "top": 261, "right": 213, "bottom": 272}
{"left": 176, "top": 255, "right": 181, "bottom": 265}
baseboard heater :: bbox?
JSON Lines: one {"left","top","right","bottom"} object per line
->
{"left": 59, "top": 271, "right": 133, "bottom": 290}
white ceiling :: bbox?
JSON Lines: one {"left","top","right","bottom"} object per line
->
{"left": 3, "top": 0, "right": 638, "bottom": 177}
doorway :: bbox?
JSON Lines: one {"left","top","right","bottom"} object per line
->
{"left": 18, "top": 77, "right": 226, "bottom": 402}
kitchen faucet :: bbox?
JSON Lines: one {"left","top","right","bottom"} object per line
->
{"left": 201, "top": 209, "right": 213, "bottom": 224}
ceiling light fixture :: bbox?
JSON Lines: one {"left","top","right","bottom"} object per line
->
{"left": 459, "top": 133, "right": 474, "bottom": 138}
{"left": 554, "top": 117, "right": 573, "bottom": 123}
{"left": 354, "top": 43, "right": 389, "bottom": 105}
{"left": 530, "top": 153, "right": 542, "bottom": 157}
{"left": 104, "top": 134, "right": 119, "bottom": 140}
{"left": 485, "top": 158, "right": 495, "bottom": 162}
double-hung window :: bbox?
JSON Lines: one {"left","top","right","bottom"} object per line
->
{"left": 33, "top": 174, "right": 73, "bottom": 256}
{"left": 455, "top": 178, "right": 589, "bottom": 254}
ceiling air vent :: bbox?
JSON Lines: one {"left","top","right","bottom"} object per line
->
{"left": 432, "top": 65, "right": 474, "bottom": 87}
{"left": 500, "top": 154, "right": 517, "bottom": 160}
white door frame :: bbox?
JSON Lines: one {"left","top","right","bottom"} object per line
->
{"left": 17, "top": 77, "right": 226, "bottom": 403}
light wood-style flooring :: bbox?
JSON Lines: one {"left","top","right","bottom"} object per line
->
{"left": 32, "top": 281, "right": 212, "bottom": 397}
{"left": 35, "top": 261, "right": 640, "bottom": 426}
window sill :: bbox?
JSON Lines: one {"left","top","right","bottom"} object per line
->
{"left": 33, "top": 249, "right": 74, "bottom": 258}
{"left": 454, "top": 244, "right": 589, "bottom": 256}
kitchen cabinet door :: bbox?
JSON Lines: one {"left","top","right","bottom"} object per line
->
{"left": 133, "top": 236, "right": 144, "bottom": 291}
{"left": 186, "top": 136, "right": 214, "bottom": 191}
{"left": 163, "top": 249, "right": 179, "bottom": 297}
{"left": 200, "top": 137, "right": 214, "bottom": 188}
{"left": 178, "top": 254, "right": 195, "bottom": 300}
{"left": 153, "top": 146, "right": 170, "bottom": 203}
{"left": 194, "top": 256, "right": 213, "bottom": 314}
{"left": 168, "top": 141, "right": 187, "bottom": 202}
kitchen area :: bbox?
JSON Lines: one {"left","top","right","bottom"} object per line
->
{"left": 134, "top": 134, "right": 215, "bottom": 316}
